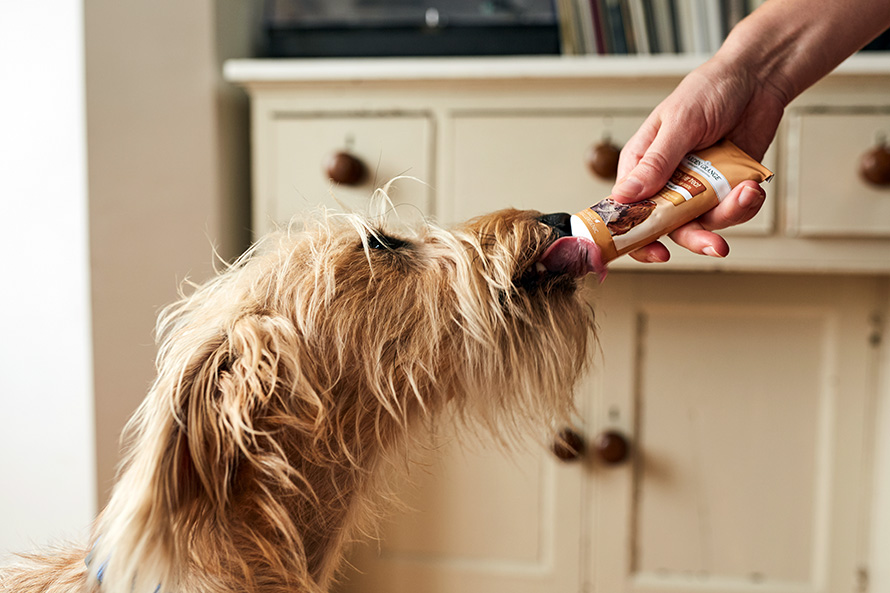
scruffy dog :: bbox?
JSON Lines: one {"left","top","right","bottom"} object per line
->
{"left": 1, "top": 204, "right": 597, "bottom": 593}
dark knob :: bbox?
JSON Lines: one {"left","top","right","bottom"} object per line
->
{"left": 593, "top": 430, "right": 630, "bottom": 465}
{"left": 860, "top": 142, "right": 890, "bottom": 186}
{"left": 324, "top": 151, "right": 366, "bottom": 186}
{"left": 551, "top": 427, "right": 585, "bottom": 462}
{"left": 585, "top": 140, "right": 621, "bottom": 180}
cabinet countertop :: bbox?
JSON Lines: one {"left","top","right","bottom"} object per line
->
{"left": 224, "top": 53, "right": 890, "bottom": 85}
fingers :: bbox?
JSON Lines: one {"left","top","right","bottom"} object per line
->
{"left": 697, "top": 181, "right": 766, "bottom": 231}
{"left": 615, "top": 117, "right": 659, "bottom": 182}
{"left": 629, "top": 181, "right": 767, "bottom": 263}
{"left": 628, "top": 226, "right": 729, "bottom": 263}
{"left": 667, "top": 223, "right": 730, "bottom": 258}
{"left": 612, "top": 122, "right": 698, "bottom": 204}
{"left": 628, "top": 241, "right": 672, "bottom": 263}
{"left": 611, "top": 62, "right": 738, "bottom": 204}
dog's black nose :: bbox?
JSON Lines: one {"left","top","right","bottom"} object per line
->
{"left": 536, "top": 212, "right": 573, "bottom": 238}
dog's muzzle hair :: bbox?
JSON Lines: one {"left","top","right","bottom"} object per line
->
{"left": 1, "top": 206, "right": 595, "bottom": 593}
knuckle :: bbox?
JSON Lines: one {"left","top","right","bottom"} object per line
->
{"left": 639, "top": 151, "right": 673, "bottom": 175}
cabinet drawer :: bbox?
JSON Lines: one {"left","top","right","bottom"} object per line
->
{"left": 787, "top": 111, "right": 890, "bottom": 237}
{"left": 261, "top": 114, "right": 433, "bottom": 232}
{"left": 447, "top": 113, "right": 774, "bottom": 235}
{"left": 448, "top": 114, "right": 644, "bottom": 224}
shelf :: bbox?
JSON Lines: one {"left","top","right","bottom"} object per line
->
{"left": 224, "top": 53, "right": 890, "bottom": 85}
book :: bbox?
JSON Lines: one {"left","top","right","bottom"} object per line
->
{"left": 673, "top": 0, "right": 697, "bottom": 53}
{"left": 557, "top": 0, "right": 578, "bottom": 54}
{"left": 590, "top": 0, "right": 608, "bottom": 54}
{"left": 650, "top": 0, "right": 678, "bottom": 53}
{"left": 604, "top": 0, "right": 630, "bottom": 54}
{"left": 627, "top": 0, "right": 651, "bottom": 54}
{"left": 702, "top": 0, "right": 725, "bottom": 53}
{"left": 576, "top": 0, "right": 597, "bottom": 54}
{"left": 561, "top": 0, "right": 759, "bottom": 55}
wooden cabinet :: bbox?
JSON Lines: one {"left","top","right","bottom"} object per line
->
{"left": 226, "top": 56, "right": 890, "bottom": 593}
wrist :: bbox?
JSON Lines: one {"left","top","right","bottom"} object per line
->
{"left": 713, "top": 16, "right": 801, "bottom": 106}
{"left": 714, "top": 0, "right": 890, "bottom": 106}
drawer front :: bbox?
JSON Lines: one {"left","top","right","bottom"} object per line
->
{"left": 788, "top": 111, "right": 890, "bottom": 237}
{"left": 261, "top": 114, "right": 433, "bottom": 233}
{"left": 448, "top": 114, "right": 644, "bottom": 224}
{"left": 447, "top": 113, "right": 774, "bottom": 235}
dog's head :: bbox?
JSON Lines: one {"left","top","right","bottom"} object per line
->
{"left": 168, "top": 206, "right": 598, "bottom": 433}
{"left": 93, "top": 205, "right": 597, "bottom": 592}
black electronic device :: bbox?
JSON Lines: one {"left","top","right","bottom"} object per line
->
{"left": 263, "top": 0, "right": 560, "bottom": 57}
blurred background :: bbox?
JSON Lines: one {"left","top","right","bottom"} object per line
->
{"left": 2, "top": 3, "right": 890, "bottom": 593}
{"left": 0, "top": 1, "right": 260, "bottom": 553}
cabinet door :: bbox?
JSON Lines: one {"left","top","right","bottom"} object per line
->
{"left": 337, "top": 416, "right": 588, "bottom": 593}
{"left": 589, "top": 273, "right": 879, "bottom": 593}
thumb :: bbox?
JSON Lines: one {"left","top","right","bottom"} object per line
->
{"left": 612, "top": 134, "right": 695, "bottom": 204}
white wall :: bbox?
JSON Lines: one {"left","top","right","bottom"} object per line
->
{"left": 0, "top": 1, "right": 97, "bottom": 556}
{"left": 83, "top": 0, "right": 254, "bottom": 503}
{"left": 0, "top": 0, "right": 254, "bottom": 558}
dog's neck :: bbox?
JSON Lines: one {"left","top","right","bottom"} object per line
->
{"left": 230, "top": 431, "right": 388, "bottom": 590}
{"left": 182, "top": 425, "right": 397, "bottom": 592}
{"left": 95, "top": 383, "right": 415, "bottom": 593}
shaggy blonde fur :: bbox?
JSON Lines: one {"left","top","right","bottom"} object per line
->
{"left": 1, "top": 204, "right": 595, "bottom": 593}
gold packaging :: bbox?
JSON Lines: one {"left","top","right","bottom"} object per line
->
{"left": 572, "top": 140, "right": 774, "bottom": 263}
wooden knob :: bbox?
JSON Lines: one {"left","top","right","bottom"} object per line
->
{"left": 324, "top": 151, "right": 366, "bottom": 186}
{"left": 593, "top": 430, "right": 630, "bottom": 465}
{"left": 860, "top": 142, "right": 890, "bottom": 186}
{"left": 551, "top": 427, "right": 585, "bottom": 462}
{"left": 585, "top": 140, "right": 621, "bottom": 180}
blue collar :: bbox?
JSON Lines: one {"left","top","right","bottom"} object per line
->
{"left": 85, "top": 543, "right": 161, "bottom": 593}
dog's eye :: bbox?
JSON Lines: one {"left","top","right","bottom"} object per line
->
{"left": 366, "top": 232, "right": 408, "bottom": 251}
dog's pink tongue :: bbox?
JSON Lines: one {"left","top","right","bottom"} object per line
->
{"left": 539, "top": 236, "right": 607, "bottom": 281}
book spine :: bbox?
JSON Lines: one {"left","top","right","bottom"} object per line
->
{"left": 563, "top": 0, "right": 759, "bottom": 55}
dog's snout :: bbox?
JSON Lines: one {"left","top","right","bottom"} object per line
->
{"left": 536, "top": 212, "right": 573, "bottom": 238}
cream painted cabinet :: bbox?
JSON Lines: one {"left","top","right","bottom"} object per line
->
{"left": 447, "top": 113, "right": 776, "bottom": 235}
{"left": 226, "top": 56, "right": 890, "bottom": 593}
{"left": 787, "top": 110, "right": 890, "bottom": 237}
{"left": 447, "top": 113, "right": 647, "bottom": 221}
{"left": 589, "top": 273, "right": 882, "bottom": 593}
{"left": 254, "top": 112, "right": 434, "bottom": 229}
{"left": 342, "top": 425, "right": 586, "bottom": 592}
{"left": 339, "top": 273, "right": 883, "bottom": 593}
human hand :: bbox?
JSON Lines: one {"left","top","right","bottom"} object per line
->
{"left": 611, "top": 55, "right": 785, "bottom": 262}
{"left": 626, "top": 180, "right": 766, "bottom": 263}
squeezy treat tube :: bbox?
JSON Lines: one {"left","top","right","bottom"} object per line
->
{"left": 571, "top": 140, "right": 773, "bottom": 264}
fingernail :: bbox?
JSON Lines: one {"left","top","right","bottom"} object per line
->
{"left": 738, "top": 186, "right": 764, "bottom": 209}
{"left": 703, "top": 246, "right": 724, "bottom": 258}
{"left": 613, "top": 176, "right": 643, "bottom": 200}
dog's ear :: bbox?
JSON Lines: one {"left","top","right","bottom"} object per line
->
{"left": 94, "top": 313, "right": 309, "bottom": 591}
{"left": 167, "top": 313, "right": 306, "bottom": 511}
